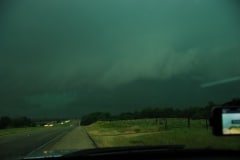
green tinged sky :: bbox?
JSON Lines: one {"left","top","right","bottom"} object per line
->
{"left": 0, "top": 0, "right": 240, "bottom": 118}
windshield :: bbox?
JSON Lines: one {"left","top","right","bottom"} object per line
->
{"left": 0, "top": 0, "right": 240, "bottom": 159}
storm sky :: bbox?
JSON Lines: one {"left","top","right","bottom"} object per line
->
{"left": 1, "top": 0, "right": 240, "bottom": 118}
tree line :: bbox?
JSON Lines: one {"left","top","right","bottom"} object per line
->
{"left": 80, "top": 103, "right": 214, "bottom": 126}
{"left": 0, "top": 116, "right": 36, "bottom": 129}
{"left": 81, "top": 98, "right": 240, "bottom": 126}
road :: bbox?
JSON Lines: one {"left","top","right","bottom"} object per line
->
{"left": 0, "top": 127, "right": 73, "bottom": 160}
{"left": 26, "top": 126, "right": 96, "bottom": 159}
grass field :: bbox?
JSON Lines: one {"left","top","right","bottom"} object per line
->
{"left": 84, "top": 118, "right": 240, "bottom": 149}
{"left": 0, "top": 127, "right": 48, "bottom": 136}
{"left": 0, "top": 120, "right": 76, "bottom": 136}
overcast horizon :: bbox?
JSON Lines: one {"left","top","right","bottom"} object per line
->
{"left": 1, "top": 0, "right": 240, "bottom": 118}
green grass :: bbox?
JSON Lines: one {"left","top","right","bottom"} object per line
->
{"left": 0, "top": 123, "right": 74, "bottom": 136}
{"left": 85, "top": 118, "right": 207, "bottom": 135}
{"left": 0, "top": 127, "right": 47, "bottom": 136}
{"left": 84, "top": 118, "right": 240, "bottom": 149}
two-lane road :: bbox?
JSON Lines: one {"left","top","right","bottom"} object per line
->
{"left": 0, "top": 126, "right": 73, "bottom": 160}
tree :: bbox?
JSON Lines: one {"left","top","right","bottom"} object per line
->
{"left": 80, "top": 112, "right": 111, "bottom": 125}
{"left": 0, "top": 116, "right": 11, "bottom": 129}
{"left": 222, "top": 98, "right": 240, "bottom": 106}
{"left": 12, "top": 117, "right": 35, "bottom": 127}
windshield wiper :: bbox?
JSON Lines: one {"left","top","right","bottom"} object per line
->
{"left": 63, "top": 145, "right": 185, "bottom": 158}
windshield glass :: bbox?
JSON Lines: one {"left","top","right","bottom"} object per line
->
{"left": 0, "top": 0, "right": 240, "bottom": 159}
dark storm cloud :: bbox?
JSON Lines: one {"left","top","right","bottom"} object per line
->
{"left": 0, "top": 0, "right": 240, "bottom": 117}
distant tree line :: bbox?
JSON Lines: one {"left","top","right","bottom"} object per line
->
{"left": 80, "top": 103, "right": 214, "bottom": 126}
{"left": 81, "top": 98, "right": 240, "bottom": 126}
{"left": 0, "top": 116, "right": 36, "bottom": 129}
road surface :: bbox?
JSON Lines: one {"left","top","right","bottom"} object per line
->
{"left": 0, "top": 126, "right": 95, "bottom": 160}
